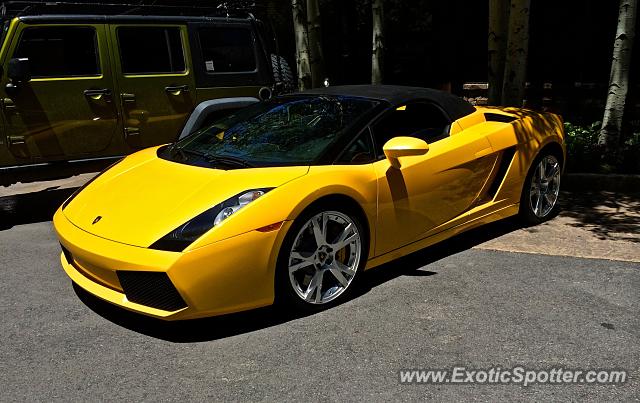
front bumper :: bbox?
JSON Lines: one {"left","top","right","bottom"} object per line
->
{"left": 53, "top": 208, "right": 291, "bottom": 320}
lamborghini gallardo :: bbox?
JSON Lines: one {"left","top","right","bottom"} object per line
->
{"left": 54, "top": 85, "right": 565, "bottom": 320}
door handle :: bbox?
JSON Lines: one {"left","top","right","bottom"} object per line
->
{"left": 2, "top": 97, "right": 15, "bottom": 110}
{"left": 8, "top": 135, "right": 25, "bottom": 146}
{"left": 164, "top": 85, "right": 189, "bottom": 95}
{"left": 84, "top": 88, "right": 112, "bottom": 102}
{"left": 124, "top": 127, "right": 140, "bottom": 138}
{"left": 121, "top": 93, "right": 136, "bottom": 103}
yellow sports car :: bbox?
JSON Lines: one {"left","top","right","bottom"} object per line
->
{"left": 54, "top": 85, "right": 565, "bottom": 320}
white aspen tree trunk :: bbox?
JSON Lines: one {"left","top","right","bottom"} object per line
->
{"left": 306, "top": 0, "right": 325, "bottom": 88}
{"left": 501, "top": 0, "right": 530, "bottom": 107}
{"left": 371, "top": 0, "right": 385, "bottom": 85}
{"left": 292, "top": 0, "right": 312, "bottom": 91}
{"left": 599, "top": 0, "right": 638, "bottom": 151}
{"left": 488, "top": 0, "right": 510, "bottom": 105}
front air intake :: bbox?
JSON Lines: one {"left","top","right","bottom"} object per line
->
{"left": 116, "top": 271, "right": 187, "bottom": 311}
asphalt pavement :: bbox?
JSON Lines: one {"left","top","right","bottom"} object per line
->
{"left": 0, "top": 177, "right": 638, "bottom": 401}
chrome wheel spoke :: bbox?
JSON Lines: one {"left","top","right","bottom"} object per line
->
{"left": 310, "top": 214, "right": 326, "bottom": 247}
{"left": 289, "top": 259, "right": 314, "bottom": 274}
{"left": 334, "top": 260, "right": 356, "bottom": 276}
{"left": 535, "top": 192, "right": 543, "bottom": 215}
{"left": 304, "top": 270, "right": 324, "bottom": 302}
{"left": 546, "top": 162, "right": 559, "bottom": 180}
{"left": 329, "top": 264, "right": 350, "bottom": 287}
{"left": 544, "top": 192, "right": 556, "bottom": 207}
{"left": 538, "top": 162, "right": 545, "bottom": 183}
{"left": 333, "top": 232, "right": 358, "bottom": 251}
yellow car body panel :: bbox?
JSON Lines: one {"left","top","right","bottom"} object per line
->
{"left": 63, "top": 147, "right": 309, "bottom": 248}
{"left": 54, "top": 94, "right": 566, "bottom": 320}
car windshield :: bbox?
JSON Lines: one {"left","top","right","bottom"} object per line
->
{"left": 171, "top": 95, "right": 378, "bottom": 167}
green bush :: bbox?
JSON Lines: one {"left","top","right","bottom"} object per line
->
{"left": 563, "top": 121, "right": 603, "bottom": 173}
{"left": 562, "top": 122, "right": 640, "bottom": 173}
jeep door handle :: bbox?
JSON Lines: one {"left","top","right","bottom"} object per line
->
{"left": 124, "top": 127, "right": 140, "bottom": 138}
{"left": 83, "top": 88, "right": 112, "bottom": 99}
{"left": 164, "top": 85, "right": 189, "bottom": 94}
{"left": 121, "top": 93, "right": 136, "bottom": 103}
{"left": 7, "top": 135, "right": 25, "bottom": 146}
{"left": 2, "top": 97, "right": 15, "bottom": 110}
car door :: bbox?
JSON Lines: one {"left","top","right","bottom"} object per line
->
{"left": 373, "top": 102, "right": 496, "bottom": 256}
{"left": 1, "top": 24, "right": 119, "bottom": 162}
{"left": 109, "top": 24, "right": 195, "bottom": 150}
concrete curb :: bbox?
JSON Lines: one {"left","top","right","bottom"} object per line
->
{"left": 563, "top": 173, "right": 640, "bottom": 192}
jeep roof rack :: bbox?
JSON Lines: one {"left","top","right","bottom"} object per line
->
{"left": 0, "top": 1, "right": 261, "bottom": 20}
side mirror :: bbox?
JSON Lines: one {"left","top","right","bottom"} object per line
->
{"left": 7, "top": 58, "right": 31, "bottom": 82}
{"left": 383, "top": 136, "right": 429, "bottom": 168}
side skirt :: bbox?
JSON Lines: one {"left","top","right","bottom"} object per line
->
{"left": 364, "top": 203, "right": 519, "bottom": 270}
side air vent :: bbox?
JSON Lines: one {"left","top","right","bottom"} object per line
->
{"left": 116, "top": 271, "right": 187, "bottom": 311}
{"left": 484, "top": 113, "right": 517, "bottom": 123}
{"left": 487, "top": 146, "right": 517, "bottom": 199}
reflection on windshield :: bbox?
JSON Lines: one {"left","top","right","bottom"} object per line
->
{"left": 174, "top": 95, "right": 378, "bottom": 167}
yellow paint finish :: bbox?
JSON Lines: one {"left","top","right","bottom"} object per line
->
{"left": 63, "top": 146, "right": 309, "bottom": 248}
{"left": 54, "top": 106, "right": 566, "bottom": 320}
{"left": 55, "top": 207, "right": 294, "bottom": 319}
{"left": 373, "top": 125, "right": 494, "bottom": 255}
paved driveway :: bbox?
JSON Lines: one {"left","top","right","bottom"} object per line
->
{"left": 0, "top": 176, "right": 638, "bottom": 401}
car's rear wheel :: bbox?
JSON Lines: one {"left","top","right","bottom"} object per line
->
{"left": 276, "top": 207, "right": 367, "bottom": 311}
{"left": 520, "top": 152, "right": 561, "bottom": 224}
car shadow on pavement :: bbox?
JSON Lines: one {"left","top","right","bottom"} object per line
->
{"left": 73, "top": 217, "right": 523, "bottom": 343}
{"left": 0, "top": 187, "right": 75, "bottom": 231}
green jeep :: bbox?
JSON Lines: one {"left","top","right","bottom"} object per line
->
{"left": 0, "top": 2, "right": 293, "bottom": 185}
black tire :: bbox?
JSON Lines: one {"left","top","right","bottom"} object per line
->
{"left": 271, "top": 54, "right": 295, "bottom": 94}
{"left": 519, "top": 151, "right": 562, "bottom": 225}
{"left": 275, "top": 204, "right": 368, "bottom": 313}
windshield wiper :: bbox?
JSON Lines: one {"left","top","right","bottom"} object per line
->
{"left": 203, "top": 153, "right": 255, "bottom": 168}
{"left": 168, "top": 142, "right": 187, "bottom": 161}
{"left": 170, "top": 147, "right": 254, "bottom": 168}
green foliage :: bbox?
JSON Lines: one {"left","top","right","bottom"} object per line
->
{"left": 563, "top": 121, "right": 640, "bottom": 174}
{"left": 563, "top": 121, "right": 602, "bottom": 173}
{"left": 625, "top": 132, "right": 640, "bottom": 146}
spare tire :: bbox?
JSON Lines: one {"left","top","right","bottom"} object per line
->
{"left": 271, "top": 54, "right": 295, "bottom": 94}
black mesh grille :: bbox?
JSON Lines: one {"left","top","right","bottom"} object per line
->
{"left": 116, "top": 271, "right": 187, "bottom": 311}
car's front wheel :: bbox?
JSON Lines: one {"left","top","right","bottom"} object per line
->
{"left": 520, "top": 152, "right": 562, "bottom": 224}
{"left": 276, "top": 207, "right": 367, "bottom": 311}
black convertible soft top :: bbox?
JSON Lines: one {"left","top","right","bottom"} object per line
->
{"left": 301, "top": 85, "right": 476, "bottom": 121}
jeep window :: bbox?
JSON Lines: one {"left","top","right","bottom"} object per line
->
{"left": 117, "top": 27, "right": 185, "bottom": 74}
{"left": 14, "top": 27, "right": 99, "bottom": 78}
{"left": 0, "top": 21, "right": 10, "bottom": 50}
{"left": 198, "top": 27, "right": 256, "bottom": 73}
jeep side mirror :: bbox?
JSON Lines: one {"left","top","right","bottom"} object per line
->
{"left": 7, "top": 58, "right": 31, "bottom": 82}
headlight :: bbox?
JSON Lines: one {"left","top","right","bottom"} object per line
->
{"left": 149, "top": 188, "right": 273, "bottom": 252}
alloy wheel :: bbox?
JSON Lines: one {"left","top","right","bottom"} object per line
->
{"left": 529, "top": 155, "right": 561, "bottom": 218}
{"left": 288, "top": 211, "right": 362, "bottom": 304}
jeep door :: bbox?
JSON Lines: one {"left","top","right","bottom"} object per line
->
{"left": 1, "top": 24, "right": 119, "bottom": 163}
{"left": 109, "top": 24, "right": 195, "bottom": 149}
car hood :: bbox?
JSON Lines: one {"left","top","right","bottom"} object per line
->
{"left": 63, "top": 149, "right": 309, "bottom": 247}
